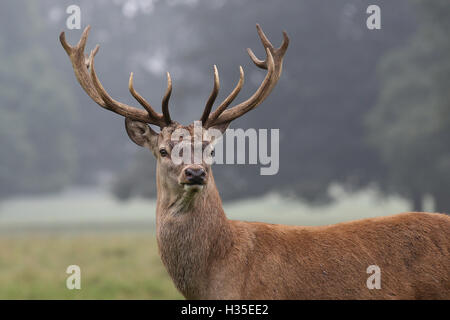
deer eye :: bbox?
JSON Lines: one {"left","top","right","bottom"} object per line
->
{"left": 210, "top": 149, "right": 215, "bottom": 157}
{"left": 159, "top": 149, "right": 168, "bottom": 157}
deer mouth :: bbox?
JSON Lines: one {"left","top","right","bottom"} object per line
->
{"left": 181, "top": 181, "right": 206, "bottom": 187}
{"left": 182, "top": 183, "right": 204, "bottom": 192}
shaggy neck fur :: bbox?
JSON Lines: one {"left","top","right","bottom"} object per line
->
{"left": 155, "top": 170, "right": 234, "bottom": 299}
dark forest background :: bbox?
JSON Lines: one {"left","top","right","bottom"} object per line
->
{"left": 1, "top": 0, "right": 449, "bottom": 213}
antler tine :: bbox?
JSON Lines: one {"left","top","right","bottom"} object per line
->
{"left": 89, "top": 49, "right": 157, "bottom": 122}
{"left": 246, "top": 23, "right": 272, "bottom": 69}
{"left": 279, "top": 31, "right": 290, "bottom": 55}
{"left": 128, "top": 72, "right": 163, "bottom": 121}
{"left": 246, "top": 48, "right": 266, "bottom": 69}
{"left": 86, "top": 45, "right": 100, "bottom": 69}
{"left": 60, "top": 26, "right": 169, "bottom": 128}
{"left": 161, "top": 72, "right": 172, "bottom": 125}
{"left": 206, "top": 24, "right": 289, "bottom": 128}
{"left": 256, "top": 23, "right": 273, "bottom": 47}
{"left": 60, "top": 31, "right": 73, "bottom": 55}
{"left": 247, "top": 24, "right": 290, "bottom": 70}
{"left": 60, "top": 27, "right": 103, "bottom": 106}
{"left": 216, "top": 48, "right": 275, "bottom": 123}
{"left": 201, "top": 65, "right": 220, "bottom": 125}
{"left": 206, "top": 66, "right": 244, "bottom": 127}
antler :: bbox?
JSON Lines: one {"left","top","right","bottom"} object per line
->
{"left": 203, "top": 24, "right": 289, "bottom": 129}
{"left": 60, "top": 25, "right": 172, "bottom": 128}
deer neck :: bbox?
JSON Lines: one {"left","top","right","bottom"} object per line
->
{"left": 155, "top": 170, "right": 234, "bottom": 298}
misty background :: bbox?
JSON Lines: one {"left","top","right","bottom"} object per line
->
{"left": 0, "top": 0, "right": 448, "bottom": 299}
{"left": 2, "top": 0, "right": 449, "bottom": 211}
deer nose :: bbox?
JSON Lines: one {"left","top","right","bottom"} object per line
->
{"left": 184, "top": 167, "right": 206, "bottom": 185}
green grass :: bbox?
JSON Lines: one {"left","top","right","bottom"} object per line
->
{"left": 0, "top": 233, "right": 183, "bottom": 299}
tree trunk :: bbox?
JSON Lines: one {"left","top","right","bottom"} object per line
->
{"left": 411, "top": 192, "right": 423, "bottom": 212}
{"left": 434, "top": 192, "right": 450, "bottom": 214}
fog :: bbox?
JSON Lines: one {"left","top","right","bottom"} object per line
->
{"left": 1, "top": 0, "right": 449, "bottom": 229}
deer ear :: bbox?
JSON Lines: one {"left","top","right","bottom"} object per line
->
{"left": 125, "top": 118, "right": 158, "bottom": 148}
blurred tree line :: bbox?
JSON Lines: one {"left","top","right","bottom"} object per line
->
{"left": 0, "top": 1, "right": 78, "bottom": 197}
{"left": 0, "top": 0, "right": 448, "bottom": 213}
{"left": 367, "top": 0, "right": 450, "bottom": 212}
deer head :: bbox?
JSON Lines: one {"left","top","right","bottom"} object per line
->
{"left": 60, "top": 25, "right": 289, "bottom": 203}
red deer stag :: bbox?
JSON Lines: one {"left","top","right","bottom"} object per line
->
{"left": 60, "top": 25, "right": 450, "bottom": 299}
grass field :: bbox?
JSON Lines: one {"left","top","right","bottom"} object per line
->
{"left": 0, "top": 186, "right": 411, "bottom": 299}
{"left": 0, "top": 233, "right": 183, "bottom": 299}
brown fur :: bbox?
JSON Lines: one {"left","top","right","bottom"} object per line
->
{"left": 145, "top": 125, "right": 450, "bottom": 300}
